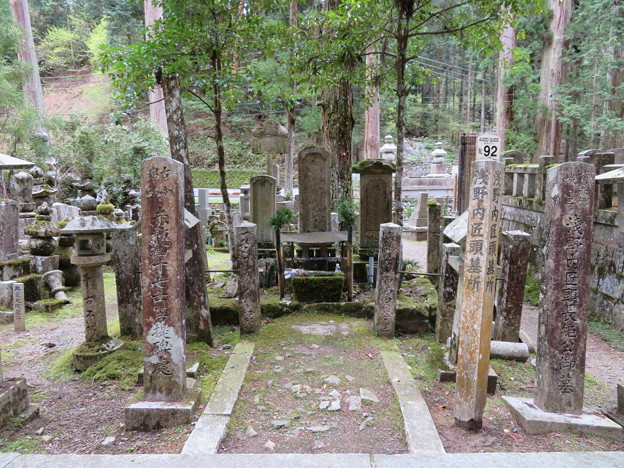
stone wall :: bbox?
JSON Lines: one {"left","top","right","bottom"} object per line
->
{"left": 501, "top": 195, "right": 624, "bottom": 328}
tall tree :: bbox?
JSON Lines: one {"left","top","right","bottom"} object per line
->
{"left": 9, "top": 0, "right": 47, "bottom": 140}
{"left": 495, "top": 18, "right": 515, "bottom": 150}
{"left": 534, "top": 0, "right": 572, "bottom": 161}
{"left": 320, "top": 0, "right": 355, "bottom": 202}
{"left": 144, "top": 0, "right": 168, "bottom": 138}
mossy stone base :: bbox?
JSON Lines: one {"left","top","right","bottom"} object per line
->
{"left": 292, "top": 274, "right": 344, "bottom": 303}
{"left": 125, "top": 388, "right": 201, "bottom": 431}
{"left": 32, "top": 298, "right": 69, "bottom": 312}
{"left": 12, "top": 274, "right": 44, "bottom": 302}
{"left": 73, "top": 338, "right": 124, "bottom": 371}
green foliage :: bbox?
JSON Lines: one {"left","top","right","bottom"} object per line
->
{"left": 192, "top": 168, "right": 259, "bottom": 189}
{"left": 86, "top": 19, "right": 108, "bottom": 68}
{"left": 269, "top": 208, "right": 294, "bottom": 230}
{"left": 524, "top": 276, "right": 541, "bottom": 306}
{"left": 336, "top": 195, "right": 358, "bottom": 227}
{"left": 38, "top": 26, "right": 89, "bottom": 72}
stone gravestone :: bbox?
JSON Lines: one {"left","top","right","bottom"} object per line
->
{"left": 13, "top": 282, "right": 25, "bottom": 332}
{"left": 250, "top": 175, "right": 276, "bottom": 245}
{"left": 374, "top": 223, "right": 402, "bottom": 337}
{"left": 353, "top": 160, "right": 394, "bottom": 254}
{"left": 235, "top": 223, "right": 261, "bottom": 334}
{"left": 126, "top": 156, "right": 199, "bottom": 430}
{"left": 492, "top": 231, "right": 531, "bottom": 343}
{"left": 454, "top": 159, "right": 504, "bottom": 430}
{"left": 0, "top": 200, "right": 19, "bottom": 260}
{"left": 298, "top": 147, "right": 331, "bottom": 233}
{"left": 111, "top": 225, "right": 142, "bottom": 337}
{"left": 535, "top": 162, "right": 595, "bottom": 414}
{"left": 436, "top": 242, "right": 460, "bottom": 344}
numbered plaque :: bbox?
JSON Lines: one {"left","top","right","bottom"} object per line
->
{"left": 477, "top": 133, "right": 501, "bottom": 160}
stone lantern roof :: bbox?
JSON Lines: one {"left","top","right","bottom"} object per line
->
{"left": 61, "top": 215, "right": 117, "bottom": 235}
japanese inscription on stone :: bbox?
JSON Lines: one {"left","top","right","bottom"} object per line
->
{"left": 454, "top": 159, "right": 504, "bottom": 430}
{"left": 13, "top": 282, "right": 25, "bottom": 332}
{"left": 535, "top": 162, "right": 595, "bottom": 414}
{"left": 141, "top": 156, "right": 186, "bottom": 401}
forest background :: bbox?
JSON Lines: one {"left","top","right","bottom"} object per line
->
{"left": 0, "top": 0, "right": 622, "bottom": 210}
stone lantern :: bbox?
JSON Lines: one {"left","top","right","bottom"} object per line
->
{"left": 430, "top": 141, "right": 448, "bottom": 175}
{"left": 251, "top": 119, "right": 288, "bottom": 177}
{"left": 61, "top": 215, "right": 122, "bottom": 371}
{"left": 240, "top": 182, "right": 251, "bottom": 220}
{"left": 380, "top": 135, "right": 397, "bottom": 163}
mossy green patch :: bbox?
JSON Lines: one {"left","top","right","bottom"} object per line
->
{"left": 292, "top": 274, "right": 344, "bottom": 303}
{"left": 80, "top": 340, "right": 142, "bottom": 390}
{"left": 524, "top": 276, "right": 541, "bottom": 306}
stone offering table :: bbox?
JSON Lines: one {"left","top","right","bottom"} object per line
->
{"left": 62, "top": 215, "right": 122, "bottom": 371}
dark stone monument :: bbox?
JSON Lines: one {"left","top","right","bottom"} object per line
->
{"left": 235, "top": 222, "right": 261, "bottom": 334}
{"left": 298, "top": 146, "right": 331, "bottom": 233}
{"left": 111, "top": 225, "right": 142, "bottom": 337}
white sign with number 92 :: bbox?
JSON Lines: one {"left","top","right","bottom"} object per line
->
{"left": 477, "top": 133, "right": 501, "bottom": 160}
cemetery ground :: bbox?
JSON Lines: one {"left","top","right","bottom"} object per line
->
{"left": 0, "top": 243, "right": 623, "bottom": 456}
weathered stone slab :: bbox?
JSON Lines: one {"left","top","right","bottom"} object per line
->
{"left": 489, "top": 341, "right": 529, "bottom": 361}
{"left": 235, "top": 224, "right": 260, "bottom": 334}
{"left": 503, "top": 396, "right": 622, "bottom": 440}
{"left": 381, "top": 351, "right": 445, "bottom": 454}
{"left": 250, "top": 175, "right": 276, "bottom": 245}
{"left": 436, "top": 243, "right": 460, "bottom": 345}
{"left": 298, "top": 147, "right": 331, "bottom": 233}
{"left": 493, "top": 231, "right": 531, "bottom": 342}
{"left": 535, "top": 162, "right": 595, "bottom": 414}
{"left": 457, "top": 133, "right": 477, "bottom": 214}
{"left": 374, "top": 223, "right": 402, "bottom": 337}
{"left": 454, "top": 159, "right": 504, "bottom": 430}
{"left": 140, "top": 157, "right": 187, "bottom": 401}
{"left": 0, "top": 200, "right": 19, "bottom": 261}
{"left": 124, "top": 396, "right": 199, "bottom": 431}
{"left": 203, "top": 342, "right": 254, "bottom": 416}
{"left": 443, "top": 211, "right": 468, "bottom": 244}
{"left": 12, "top": 283, "right": 25, "bottom": 332}
{"left": 111, "top": 226, "right": 142, "bottom": 337}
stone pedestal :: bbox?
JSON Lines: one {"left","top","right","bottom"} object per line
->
{"left": 454, "top": 159, "right": 504, "bottom": 431}
{"left": 374, "top": 223, "right": 402, "bottom": 337}
{"left": 235, "top": 223, "right": 260, "bottom": 334}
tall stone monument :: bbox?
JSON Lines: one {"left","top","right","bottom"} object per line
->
{"left": 503, "top": 162, "right": 622, "bottom": 438}
{"left": 298, "top": 146, "right": 331, "bottom": 233}
{"left": 250, "top": 175, "right": 276, "bottom": 245}
{"left": 454, "top": 159, "right": 504, "bottom": 430}
{"left": 235, "top": 223, "right": 261, "bottom": 334}
{"left": 353, "top": 160, "right": 394, "bottom": 256}
{"left": 457, "top": 133, "right": 477, "bottom": 214}
{"left": 536, "top": 163, "right": 595, "bottom": 413}
{"left": 374, "top": 223, "right": 402, "bottom": 337}
{"left": 126, "top": 156, "right": 200, "bottom": 430}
